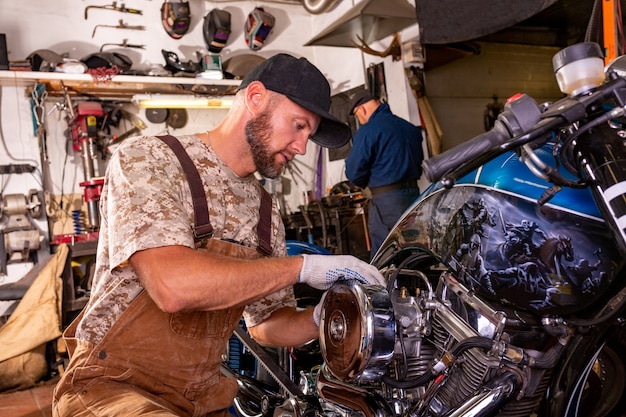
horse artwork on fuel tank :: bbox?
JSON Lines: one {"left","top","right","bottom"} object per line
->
{"left": 385, "top": 145, "right": 618, "bottom": 316}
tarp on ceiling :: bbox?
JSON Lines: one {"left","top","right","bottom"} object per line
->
{"left": 417, "top": 0, "right": 560, "bottom": 44}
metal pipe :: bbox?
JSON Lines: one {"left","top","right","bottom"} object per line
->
{"left": 302, "top": 0, "right": 340, "bottom": 14}
{"left": 317, "top": 365, "right": 395, "bottom": 417}
{"left": 441, "top": 370, "right": 521, "bottom": 417}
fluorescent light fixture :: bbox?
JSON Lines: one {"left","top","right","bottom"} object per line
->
{"left": 132, "top": 94, "right": 233, "bottom": 109}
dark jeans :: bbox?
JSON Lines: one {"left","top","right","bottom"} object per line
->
{"left": 368, "top": 187, "right": 420, "bottom": 259}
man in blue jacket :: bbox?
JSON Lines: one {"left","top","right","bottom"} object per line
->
{"left": 346, "top": 89, "right": 424, "bottom": 259}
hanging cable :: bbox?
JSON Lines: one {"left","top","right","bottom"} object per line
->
{"left": 0, "top": 82, "right": 42, "bottom": 169}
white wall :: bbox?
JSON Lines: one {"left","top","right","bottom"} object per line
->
{"left": 0, "top": 0, "right": 424, "bottom": 285}
{"left": 424, "top": 42, "right": 563, "bottom": 151}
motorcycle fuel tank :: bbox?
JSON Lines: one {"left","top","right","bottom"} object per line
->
{"left": 377, "top": 143, "right": 621, "bottom": 315}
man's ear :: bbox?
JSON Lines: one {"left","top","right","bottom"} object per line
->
{"left": 244, "top": 81, "right": 267, "bottom": 111}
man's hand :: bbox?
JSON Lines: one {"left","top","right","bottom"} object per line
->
{"left": 298, "top": 254, "right": 385, "bottom": 290}
{"left": 313, "top": 293, "right": 326, "bottom": 327}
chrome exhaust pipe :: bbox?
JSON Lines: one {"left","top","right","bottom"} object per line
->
{"left": 441, "top": 370, "right": 521, "bottom": 417}
{"left": 316, "top": 365, "right": 394, "bottom": 417}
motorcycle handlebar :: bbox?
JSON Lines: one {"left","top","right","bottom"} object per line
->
{"left": 423, "top": 93, "right": 543, "bottom": 183}
{"left": 422, "top": 127, "right": 509, "bottom": 183}
{"left": 422, "top": 76, "right": 626, "bottom": 185}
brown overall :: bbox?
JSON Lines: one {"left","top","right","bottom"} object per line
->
{"left": 53, "top": 135, "right": 274, "bottom": 416}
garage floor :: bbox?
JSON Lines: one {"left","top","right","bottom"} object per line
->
{"left": 0, "top": 379, "right": 56, "bottom": 417}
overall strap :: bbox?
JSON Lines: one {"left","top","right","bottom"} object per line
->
{"left": 257, "top": 189, "right": 273, "bottom": 256}
{"left": 156, "top": 135, "right": 273, "bottom": 255}
{"left": 157, "top": 135, "right": 213, "bottom": 241}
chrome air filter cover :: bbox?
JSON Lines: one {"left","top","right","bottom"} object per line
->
{"left": 319, "top": 283, "right": 395, "bottom": 382}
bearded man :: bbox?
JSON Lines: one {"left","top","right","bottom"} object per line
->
{"left": 53, "top": 54, "right": 385, "bottom": 417}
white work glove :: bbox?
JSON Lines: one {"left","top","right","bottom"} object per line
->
{"left": 299, "top": 254, "right": 386, "bottom": 291}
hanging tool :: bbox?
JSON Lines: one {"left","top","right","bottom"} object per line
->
{"left": 117, "top": 108, "right": 147, "bottom": 130}
{"left": 69, "top": 101, "right": 106, "bottom": 229}
{"left": 285, "top": 160, "right": 306, "bottom": 186}
{"left": 30, "top": 84, "right": 49, "bottom": 162}
{"left": 85, "top": 2, "right": 143, "bottom": 20}
{"left": 100, "top": 39, "right": 146, "bottom": 52}
{"left": 103, "top": 126, "right": 140, "bottom": 159}
{"left": 111, "top": 126, "right": 140, "bottom": 143}
{"left": 92, "top": 19, "right": 146, "bottom": 38}
{"left": 101, "top": 105, "right": 147, "bottom": 157}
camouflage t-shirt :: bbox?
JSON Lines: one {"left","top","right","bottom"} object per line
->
{"left": 75, "top": 134, "right": 295, "bottom": 344}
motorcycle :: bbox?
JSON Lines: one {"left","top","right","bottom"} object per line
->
{"left": 225, "top": 42, "right": 626, "bottom": 417}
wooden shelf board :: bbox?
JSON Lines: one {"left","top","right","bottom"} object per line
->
{"left": 0, "top": 71, "right": 240, "bottom": 98}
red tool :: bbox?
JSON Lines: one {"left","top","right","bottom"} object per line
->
{"left": 70, "top": 101, "right": 105, "bottom": 230}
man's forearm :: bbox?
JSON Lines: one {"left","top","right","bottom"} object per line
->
{"left": 130, "top": 245, "right": 303, "bottom": 313}
{"left": 248, "top": 306, "right": 319, "bottom": 347}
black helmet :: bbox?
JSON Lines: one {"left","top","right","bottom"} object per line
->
{"left": 27, "top": 49, "right": 64, "bottom": 72}
{"left": 203, "top": 9, "right": 231, "bottom": 53}
{"left": 161, "top": 0, "right": 191, "bottom": 39}
{"left": 81, "top": 52, "right": 132, "bottom": 71}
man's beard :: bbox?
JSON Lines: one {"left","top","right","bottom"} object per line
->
{"left": 245, "top": 109, "right": 285, "bottom": 179}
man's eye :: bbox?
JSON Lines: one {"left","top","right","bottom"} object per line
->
{"left": 296, "top": 123, "right": 304, "bottom": 130}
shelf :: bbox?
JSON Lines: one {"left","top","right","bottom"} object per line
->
{"left": 0, "top": 70, "right": 240, "bottom": 99}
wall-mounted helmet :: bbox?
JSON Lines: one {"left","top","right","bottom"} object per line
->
{"left": 161, "top": 0, "right": 191, "bottom": 39}
{"left": 27, "top": 49, "right": 64, "bottom": 72}
{"left": 244, "top": 7, "right": 275, "bottom": 51}
{"left": 81, "top": 52, "right": 132, "bottom": 71}
{"left": 203, "top": 9, "right": 231, "bottom": 53}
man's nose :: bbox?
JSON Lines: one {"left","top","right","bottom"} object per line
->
{"left": 291, "top": 134, "right": 309, "bottom": 155}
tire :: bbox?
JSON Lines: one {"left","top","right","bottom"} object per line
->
{"left": 577, "top": 334, "right": 626, "bottom": 417}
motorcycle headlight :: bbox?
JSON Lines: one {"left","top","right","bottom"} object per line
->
{"left": 319, "top": 283, "right": 395, "bottom": 382}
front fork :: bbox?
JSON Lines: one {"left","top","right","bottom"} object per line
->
{"left": 576, "top": 123, "right": 626, "bottom": 257}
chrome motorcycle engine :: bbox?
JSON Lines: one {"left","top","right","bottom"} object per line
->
{"left": 317, "top": 265, "right": 552, "bottom": 417}
{"left": 319, "top": 283, "right": 395, "bottom": 382}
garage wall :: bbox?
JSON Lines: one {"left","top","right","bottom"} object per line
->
{"left": 0, "top": 0, "right": 424, "bottom": 286}
{"left": 1, "top": 2, "right": 572, "bottom": 285}
{"left": 424, "top": 42, "right": 564, "bottom": 151}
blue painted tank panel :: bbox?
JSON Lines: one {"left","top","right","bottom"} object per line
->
{"left": 456, "top": 143, "right": 601, "bottom": 219}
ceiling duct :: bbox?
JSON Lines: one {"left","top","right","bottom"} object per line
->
{"left": 303, "top": 0, "right": 342, "bottom": 14}
{"left": 304, "top": 0, "right": 416, "bottom": 47}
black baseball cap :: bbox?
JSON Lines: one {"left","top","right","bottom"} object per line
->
{"left": 349, "top": 89, "right": 376, "bottom": 114}
{"left": 238, "top": 53, "right": 351, "bottom": 148}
